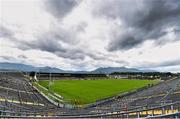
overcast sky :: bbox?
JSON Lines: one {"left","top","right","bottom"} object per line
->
{"left": 0, "top": 0, "right": 180, "bottom": 72}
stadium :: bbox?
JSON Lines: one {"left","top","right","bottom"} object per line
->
{"left": 0, "top": 71, "right": 179, "bottom": 118}
{"left": 1, "top": 0, "right": 180, "bottom": 118}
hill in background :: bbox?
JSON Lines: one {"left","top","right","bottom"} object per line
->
{"left": 0, "top": 62, "right": 155, "bottom": 74}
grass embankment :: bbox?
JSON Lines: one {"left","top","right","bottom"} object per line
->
{"left": 38, "top": 79, "right": 159, "bottom": 105}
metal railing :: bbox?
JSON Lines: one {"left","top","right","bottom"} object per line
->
{"left": 0, "top": 101, "right": 179, "bottom": 118}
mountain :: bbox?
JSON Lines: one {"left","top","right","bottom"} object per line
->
{"left": 0, "top": 62, "right": 38, "bottom": 72}
{"left": 0, "top": 62, "right": 156, "bottom": 73}
{"left": 38, "top": 66, "right": 65, "bottom": 73}
{"left": 91, "top": 67, "right": 156, "bottom": 74}
{"left": 0, "top": 62, "right": 63, "bottom": 73}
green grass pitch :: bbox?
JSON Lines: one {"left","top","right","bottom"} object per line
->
{"left": 38, "top": 79, "right": 159, "bottom": 104}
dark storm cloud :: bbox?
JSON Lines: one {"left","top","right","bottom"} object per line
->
{"left": 15, "top": 35, "right": 86, "bottom": 60}
{"left": 8, "top": 21, "right": 89, "bottom": 61}
{"left": 94, "top": 0, "right": 180, "bottom": 51}
{"left": 45, "top": 0, "right": 80, "bottom": 18}
{"left": 55, "top": 50, "right": 85, "bottom": 60}
{"left": 174, "top": 28, "right": 180, "bottom": 34}
{"left": 18, "top": 37, "right": 66, "bottom": 54}
{"left": 19, "top": 39, "right": 99, "bottom": 60}
{"left": 108, "top": 32, "right": 143, "bottom": 51}
{"left": 18, "top": 40, "right": 85, "bottom": 60}
{"left": 16, "top": 34, "right": 112, "bottom": 61}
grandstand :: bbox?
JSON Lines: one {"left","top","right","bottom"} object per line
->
{"left": 31, "top": 72, "right": 108, "bottom": 80}
{"left": 0, "top": 71, "right": 180, "bottom": 118}
{"left": 0, "top": 71, "right": 60, "bottom": 117}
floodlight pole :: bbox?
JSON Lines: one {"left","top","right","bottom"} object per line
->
{"left": 38, "top": 69, "right": 41, "bottom": 82}
{"left": 48, "top": 71, "right": 51, "bottom": 92}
